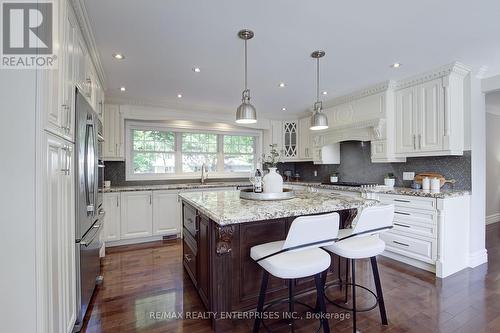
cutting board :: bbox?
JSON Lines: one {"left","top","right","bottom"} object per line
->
{"left": 414, "top": 173, "right": 456, "bottom": 187}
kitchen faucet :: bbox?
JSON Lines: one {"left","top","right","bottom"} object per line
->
{"left": 201, "top": 163, "right": 208, "bottom": 184}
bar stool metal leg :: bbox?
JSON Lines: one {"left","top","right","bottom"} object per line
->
{"left": 315, "top": 272, "right": 330, "bottom": 333}
{"left": 370, "top": 256, "right": 388, "bottom": 325}
{"left": 351, "top": 259, "right": 357, "bottom": 333}
{"left": 253, "top": 271, "right": 270, "bottom": 333}
{"left": 289, "top": 279, "right": 295, "bottom": 332}
{"left": 344, "top": 258, "right": 349, "bottom": 304}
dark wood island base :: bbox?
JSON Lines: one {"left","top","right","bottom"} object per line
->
{"left": 181, "top": 201, "right": 357, "bottom": 332}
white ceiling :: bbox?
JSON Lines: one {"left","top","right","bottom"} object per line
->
{"left": 84, "top": 0, "right": 500, "bottom": 119}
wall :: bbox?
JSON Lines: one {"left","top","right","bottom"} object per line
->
{"left": 485, "top": 92, "right": 500, "bottom": 223}
{"left": 279, "top": 141, "right": 472, "bottom": 190}
{"left": 104, "top": 161, "right": 247, "bottom": 186}
{"left": 0, "top": 70, "right": 38, "bottom": 332}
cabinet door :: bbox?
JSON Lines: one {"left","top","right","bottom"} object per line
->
{"left": 120, "top": 191, "right": 153, "bottom": 239}
{"left": 103, "top": 193, "right": 121, "bottom": 241}
{"left": 283, "top": 121, "right": 298, "bottom": 159}
{"left": 417, "top": 79, "right": 444, "bottom": 152}
{"left": 298, "top": 118, "right": 311, "bottom": 159}
{"left": 395, "top": 87, "right": 417, "bottom": 153}
{"left": 270, "top": 120, "right": 283, "bottom": 153}
{"left": 152, "top": 191, "right": 180, "bottom": 236}
{"left": 44, "top": 134, "right": 76, "bottom": 333}
{"left": 102, "top": 104, "right": 123, "bottom": 160}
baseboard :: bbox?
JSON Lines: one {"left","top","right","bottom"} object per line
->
{"left": 468, "top": 249, "right": 488, "bottom": 268}
{"left": 486, "top": 213, "right": 500, "bottom": 225}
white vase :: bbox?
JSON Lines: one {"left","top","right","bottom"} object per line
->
{"left": 263, "top": 167, "right": 283, "bottom": 193}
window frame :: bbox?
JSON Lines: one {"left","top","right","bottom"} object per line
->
{"left": 125, "top": 121, "right": 262, "bottom": 181}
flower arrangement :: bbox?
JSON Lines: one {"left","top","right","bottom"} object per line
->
{"left": 260, "top": 144, "right": 282, "bottom": 168}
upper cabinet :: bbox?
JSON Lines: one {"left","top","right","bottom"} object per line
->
{"left": 282, "top": 120, "right": 298, "bottom": 160}
{"left": 263, "top": 119, "right": 313, "bottom": 162}
{"left": 41, "top": 1, "right": 104, "bottom": 142}
{"left": 298, "top": 117, "right": 312, "bottom": 160}
{"left": 102, "top": 104, "right": 124, "bottom": 161}
{"left": 394, "top": 63, "right": 468, "bottom": 157}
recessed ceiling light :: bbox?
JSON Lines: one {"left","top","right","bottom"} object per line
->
{"left": 322, "top": 91, "right": 328, "bottom": 95}
{"left": 279, "top": 82, "right": 286, "bottom": 88}
{"left": 390, "top": 62, "right": 401, "bottom": 68}
{"left": 193, "top": 67, "right": 201, "bottom": 73}
{"left": 177, "top": 94, "right": 183, "bottom": 98}
{"left": 120, "top": 86, "right": 126, "bottom": 92}
{"left": 113, "top": 53, "right": 125, "bottom": 60}
{"left": 281, "top": 107, "right": 287, "bottom": 111}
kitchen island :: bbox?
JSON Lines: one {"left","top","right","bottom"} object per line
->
{"left": 179, "top": 190, "right": 377, "bottom": 332}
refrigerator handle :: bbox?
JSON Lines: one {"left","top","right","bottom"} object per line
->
{"left": 84, "top": 117, "right": 96, "bottom": 214}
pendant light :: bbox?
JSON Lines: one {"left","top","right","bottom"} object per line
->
{"left": 310, "top": 50, "right": 328, "bottom": 130}
{"left": 236, "top": 29, "right": 257, "bottom": 124}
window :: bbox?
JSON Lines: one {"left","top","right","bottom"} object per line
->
{"left": 131, "top": 129, "right": 175, "bottom": 174}
{"left": 126, "top": 122, "right": 260, "bottom": 180}
{"left": 181, "top": 133, "right": 218, "bottom": 172}
{"left": 223, "top": 135, "right": 255, "bottom": 172}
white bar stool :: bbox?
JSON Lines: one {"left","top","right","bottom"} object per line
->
{"left": 322, "top": 204, "right": 394, "bottom": 333}
{"left": 250, "top": 212, "right": 340, "bottom": 333}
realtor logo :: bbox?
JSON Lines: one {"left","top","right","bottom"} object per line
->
{"left": 1, "top": 1, "right": 57, "bottom": 68}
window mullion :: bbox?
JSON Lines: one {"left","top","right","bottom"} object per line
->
{"left": 175, "top": 132, "right": 182, "bottom": 174}
{"left": 217, "top": 134, "right": 224, "bottom": 172}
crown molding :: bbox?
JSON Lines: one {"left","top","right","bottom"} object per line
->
{"left": 395, "top": 62, "right": 471, "bottom": 90}
{"left": 69, "top": 0, "right": 106, "bottom": 88}
{"left": 323, "top": 80, "right": 396, "bottom": 108}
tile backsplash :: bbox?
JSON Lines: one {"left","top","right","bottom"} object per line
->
{"left": 278, "top": 141, "right": 471, "bottom": 190}
{"left": 106, "top": 141, "right": 471, "bottom": 190}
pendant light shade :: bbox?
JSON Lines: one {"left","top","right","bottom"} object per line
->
{"left": 310, "top": 102, "right": 328, "bottom": 130}
{"left": 310, "top": 50, "right": 328, "bottom": 131}
{"left": 236, "top": 29, "right": 257, "bottom": 124}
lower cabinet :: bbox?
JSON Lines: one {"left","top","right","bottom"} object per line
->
{"left": 153, "top": 190, "right": 181, "bottom": 236}
{"left": 182, "top": 203, "right": 210, "bottom": 308}
{"left": 103, "top": 193, "right": 120, "bottom": 241}
{"left": 120, "top": 191, "right": 153, "bottom": 239}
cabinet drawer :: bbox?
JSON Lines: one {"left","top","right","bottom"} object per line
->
{"left": 183, "top": 238, "right": 197, "bottom": 283}
{"left": 393, "top": 207, "right": 437, "bottom": 226}
{"left": 379, "top": 194, "right": 436, "bottom": 211}
{"left": 381, "top": 232, "right": 437, "bottom": 263}
{"left": 392, "top": 220, "right": 437, "bottom": 239}
{"left": 183, "top": 204, "right": 198, "bottom": 237}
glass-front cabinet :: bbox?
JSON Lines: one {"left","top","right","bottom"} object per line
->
{"left": 283, "top": 121, "right": 298, "bottom": 159}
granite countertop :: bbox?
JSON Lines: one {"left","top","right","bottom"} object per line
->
{"left": 102, "top": 181, "right": 252, "bottom": 193}
{"left": 179, "top": 191, "right": 378, "bottom": 225}
{"left": 284, "top": 182, "right": 470, "bottom": 199}
{"left": 102, "top": 180, "right": 469, "bottom": 199}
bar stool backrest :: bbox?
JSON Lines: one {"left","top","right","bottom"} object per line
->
{"left": 282, "top": 212, "right": 340, "bottom": 251}
{"left": 351, "top": 204, "right": 395, "bottom": 236}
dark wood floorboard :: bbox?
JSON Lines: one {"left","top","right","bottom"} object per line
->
{"left": 82, "top": 223, "right": 500, "bottom": 333}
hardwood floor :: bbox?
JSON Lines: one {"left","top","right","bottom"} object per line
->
{"left": 82, "top": 223, "right": 500, "bottom": 333}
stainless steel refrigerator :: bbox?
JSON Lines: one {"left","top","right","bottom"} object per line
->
{"left": 74, "top": 90, "right": 105, "bottom": 332}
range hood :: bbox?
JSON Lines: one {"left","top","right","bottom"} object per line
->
{"left": 310, "top": 81, "right": 406, "bottom": 163}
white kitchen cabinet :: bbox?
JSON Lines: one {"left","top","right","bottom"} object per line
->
{"left": 298, "top": 117, "right": 312, "bottom": 160}
{"left": 282, "top": 120, "right": 298, "bottom": 160}
{"left": 264, "top": 120, "right": 283, "bottom": 155}
{"left": 395, "top": 70, "right": 466, "bottom": 157}
{"left": 103, "top": 193, "right": 121, "bottom": 241}
{"left": 44, "top": 3, "right": 77, "bottom": 142}
{"left": 417, "top": 79, "right": 444, "bottom": 152}
{"left": 42, "top": 133, "right": 76, "bottom": 333}
{"left": 120, "top": 191, "right": 153, "bottom": 239}
{"left": 395, "top": 85, "right": 418, "bottom": 154}
{"left": 102, "top": 104, "right": 124, "bottom": 160}
{"left": 153, "top": 191, "right": 181, "bottom": 236}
